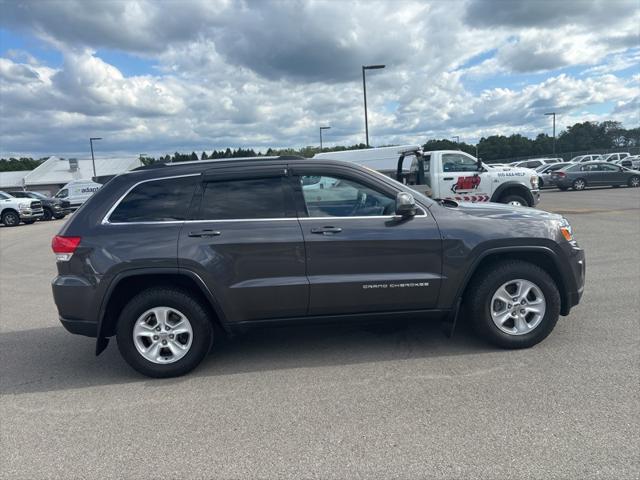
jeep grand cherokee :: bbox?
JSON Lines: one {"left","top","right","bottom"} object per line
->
{"left": 51, "top": 156, "right": 585, "bottom": 377}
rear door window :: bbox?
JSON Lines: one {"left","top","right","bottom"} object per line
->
{"left": 109, "top": 176, "right": 197, "bottom": 223}
{"left": 199, "top": 177, "right": 289, "bottom": 220}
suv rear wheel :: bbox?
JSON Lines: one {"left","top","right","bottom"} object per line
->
{"left": 116, "top": 287, "right": 213, "bottom": 377}
{"left": 465, "top": 260, "right": 560, "bottom": 349}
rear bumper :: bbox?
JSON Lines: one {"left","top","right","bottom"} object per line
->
{"left": 60, "top": 316, "right": 98, "bottom": 337}
{"left": 52, "top": 275, "right": 100, "bottom": 337}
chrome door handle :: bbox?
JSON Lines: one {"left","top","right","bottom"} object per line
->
{"left": 188, "top": 230, "right": 221, "bottom": 238}
{"left": 310, "top": 226, "right": 342, "bottom": 235}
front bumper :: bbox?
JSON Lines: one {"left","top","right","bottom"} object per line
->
{"left": 560, "top": 243, "right": 586, "bottom": 315}
{"left": 19, "top": 209, "right": 44, "bottom": 220}
{"left": 531, "top": 189, "right": 541, "bottom": 206}
{"left": 60, "top": 316, "right": 98, "bottom": 336}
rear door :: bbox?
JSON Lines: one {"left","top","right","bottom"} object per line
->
{"left": 178, "top": 166, "right": 308, "bottom": 323}
{"left": 290, "top": 164, "right": 442, "bottom": 316}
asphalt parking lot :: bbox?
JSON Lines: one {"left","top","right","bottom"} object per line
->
{"left": 1, "top": 187, "right": 639, "bottom": 479}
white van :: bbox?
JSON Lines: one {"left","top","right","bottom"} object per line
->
{"left": 54, "top": 180, "right": 102, "bottom": 210}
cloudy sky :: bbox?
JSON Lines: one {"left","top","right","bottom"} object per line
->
{"left": 0, "top": 0, "right": 638, "bottom": 158}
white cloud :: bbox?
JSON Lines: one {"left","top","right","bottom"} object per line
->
{"left": 0, "top": 0, "right": 638, "bottom": 157}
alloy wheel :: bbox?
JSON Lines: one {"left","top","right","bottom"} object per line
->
{"left": 133, "top": 307, "right": 193, "bottom": 364}
{"left": 490, "top": 279, "right": 546, "bottom": 335}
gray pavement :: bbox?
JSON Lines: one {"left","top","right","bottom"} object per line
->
{"left": 1, "top": 187, "right": 639, "bottom": 479}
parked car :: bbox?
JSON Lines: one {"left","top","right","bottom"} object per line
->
{"left": 511, "top": 158, "right": 562, "bottom": 169}
{"left": 535, "top": 162, "right": 570, "bottom": 188}
{"left": 8, "top": 190, "right": 71, "bottom": 221}
{"left": 0, "top": 190, "right": 44, "bottom": 226}
{"left": 315, "top": 146, "right": 540, "bottom": 207}
{"left": 54, "top": 180, "right": 102, "bottom": 210}
{"left": 52, "top": 156, "right": 585, "bottom": 377}
{"left": 569, "top": 154, "right": 603, "bottom": 163}
{"left": 600, "top": 152, "right": 630, "bottom": 163}
{"left": 620, "top": 155, "right": 640, "bottom": 170}
{"left": 551, "top": 162, "right": 640, "bottom": 191}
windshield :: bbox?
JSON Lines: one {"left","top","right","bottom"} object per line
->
{"left": 28, "top": 192, "right": 48, "bottom": 199}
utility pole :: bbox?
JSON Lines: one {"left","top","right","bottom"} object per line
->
{"left": 89, "top": 137, "right": 102, "bottom": 178}
{"left": 319, "top": 126, "right": 331, "bottom": 151}
{"left": 362, "top": 64, "right": 385, "bottom": 147}
{"left": 545, "top": 112, "right": 556, "bottom": 155}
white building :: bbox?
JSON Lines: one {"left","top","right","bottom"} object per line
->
{"left": 0, "top": 171, "right": 30, "bottom": 191}
{"left": 18, "top": 156, "right": 142, "bottom": 196}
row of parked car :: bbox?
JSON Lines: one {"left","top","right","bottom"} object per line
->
{"left": 491, "top": 153, "right": 640, "bottom": 191}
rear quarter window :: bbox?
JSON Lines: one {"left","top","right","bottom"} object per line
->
{"left": 109, "top": 176, "right": 197, "bottom": 223}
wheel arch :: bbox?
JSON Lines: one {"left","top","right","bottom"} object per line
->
{"left": 456, "top": 247, "right": 572, "bottom": 316}
{"left": 96, "top": 268, "right": 228, "bottom": 355}
{"left": 490, "top": 182, "right": 534, "bottom": 206}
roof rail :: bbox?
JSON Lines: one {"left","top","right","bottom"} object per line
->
{"left": 276, "top": 155, "right": 306, "bottom": 160}
{"left": 132, "top": 162, "right": 168, "bottom": 171}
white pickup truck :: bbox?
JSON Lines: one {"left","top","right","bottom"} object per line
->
{"left": 314, "top": 145, "right": 540, "bottom": 207}
{"left": 0, "top": 190, "right": 45, "bottom": 226}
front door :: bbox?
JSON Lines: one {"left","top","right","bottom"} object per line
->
{"left": 178, "top": 168, "right": 308, "bottom": 323}
{"left": 437, "top": 153, "right": 490, "bottom": 202}
{"left": 291, "top": 166, "right": 442, "bottom": 316}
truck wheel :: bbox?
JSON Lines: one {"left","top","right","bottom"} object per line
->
{"left": 42, "top": 208, "right": 53, "bottom": 221}
{"left": 2, "top": 210, "right": 20, "bottom": 227}
{"left": 572, "top": 178, "right": 586, "bottom": 191}
{"left": 465, "top": 260, "right": 561, "bottom": 349}
{"left": 500, "top": 194, "right": 528, "bottom": 207}
{"left": 116, "top": 287, "right": 213, "bottom": 378}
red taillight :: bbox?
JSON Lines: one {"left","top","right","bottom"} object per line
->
{"left": 52, "top": 235, "right": 81, "bottom": 260}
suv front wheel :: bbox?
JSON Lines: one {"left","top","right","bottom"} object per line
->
{"left": 465, "top": 260, "right": 561, "bottom": 349}
{"left": 116, "top": 287, "right": 213, "bottom": 377}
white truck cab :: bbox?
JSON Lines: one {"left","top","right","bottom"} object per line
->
{"left": 314, "top": 146, "right": 540, "bottom": 207}
{"left": 0, "top": 190, "right": 44, "bottom": 226}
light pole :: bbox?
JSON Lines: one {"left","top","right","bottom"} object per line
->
{"left": 319, "top": 126, "right": 331, "bottom": 151}
{"left": 545, "top": 112, "right": 556, "bottom": 155}
{"left": 89, "top": 137, "right": 102, "bottom": 178}
{"left": 362, "top": 64, "right": 385, "bottom": 147}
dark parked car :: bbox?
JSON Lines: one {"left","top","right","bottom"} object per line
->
{"left": 52, "top": 157, "right": 585, "bottom": 377}
{"left": 8, "top": 190, "right": 71, "bottom": 220}
{"left": 551, "top": 162, "right": 640, "bottom": 191}
{"left": 535, "top": 162, "right": 570, "bottom": 188}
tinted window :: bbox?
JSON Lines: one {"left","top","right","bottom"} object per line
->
{"left": 55, "top": 189, "right": 68, "bottom": 198}
{"left": 0, "top": 192, "right": 9, "bottom": 200}
{"left": 300, "top": 175, "right": 394, "bottom": 217}
{"left": 9, "top": 192, "right": 28, "bottom": 198}
{"left": 600, "top": 163, "right": 620, "bottom": 171}
{"left": 109, "top": 176, "right": 196, "bottom": 223}
{"left": 199, "top": 177, "right": 287, "bottom": 220}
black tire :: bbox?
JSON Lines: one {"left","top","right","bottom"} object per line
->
{"left": 23, "top": 220, "right": 36, "bottom": 224}
{"left": 53, "top": 214, "right": 66, "bottom": 220}
{"left": 1, "top": 210, "right": 20, "bottom": 227}
{"left": 42, "top": 208, "right": 53, "bottom": 221}
{"left": 116, "top": 287, "right": 213, "bottom": 378}
{"left": 465, "top": 260, "right": 561, "bottom": 349}
{"left": 538, "top": 178, "right": 544, "bottom": 188}
{"left": 500, "top": 194, "right": 529, "bottom": 207}
{"left": 572, "top": 178, "right": 586, "bottom": 191}
{"left": 628, "top": 176, "right": 640, "bottom": 188}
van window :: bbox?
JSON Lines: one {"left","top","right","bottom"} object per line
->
{"left": 109, "top": 176, "right": 197, "bottom": 223}
{"left": 199, "top": 177, "right": 287, "bottom": 220}
{"left": 55, "top": 189, "right": 69, "bottom": 199}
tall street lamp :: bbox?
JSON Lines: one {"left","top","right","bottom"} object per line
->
{"left": 319, "top": 126, "right": 331, "bottom": 151}
{"left": 89, "top": 137, "right": 102, "bottom": 178}
{"left": 545, "top": 112, "right": 556, "bottom": 155}
{"left": 362, "top": 64, "right": 385, "bottom": 147}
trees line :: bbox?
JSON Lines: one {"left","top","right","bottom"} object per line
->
{"left": 2, "top": 121, "right": 638, "bottom": 172}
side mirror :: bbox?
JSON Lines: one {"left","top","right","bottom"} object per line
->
{"left": 395, "top": 192, "right": 416, "bottom": 217}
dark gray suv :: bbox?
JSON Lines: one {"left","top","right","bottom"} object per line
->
{"left": 52, "top": 157, "right": 585, "bottom": 377}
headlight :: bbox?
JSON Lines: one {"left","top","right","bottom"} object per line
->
{"left": 18, "top": 204, "right": 29, "bottom": 211}
{"left": 530, "top": 176, "right": 539, "bottom": 189}
{"left": 560, "top": 217, "right": 573, "bottom": 241}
